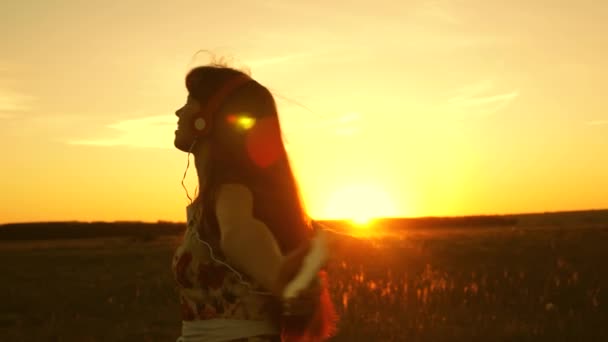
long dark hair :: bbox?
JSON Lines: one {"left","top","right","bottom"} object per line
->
{"left": 185, "top": 65, "right": 338, "bottom": 339}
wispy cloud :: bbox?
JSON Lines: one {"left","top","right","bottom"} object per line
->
{"left": 0, "top": 60, "right": 22, "bottom": 73}
{"left": 247, "top": 49, "right": 343, "bottom": 68}
{"left": 444, "top": 80, "right": 519, "bottom": 120}
{"left": 0, "top": 60, "right": 32, "bottom": 116}
{"left": 332, "top": 112, "right": 363, "bottom": 136}
{"left": 416, "top": 1, "right": 460, "bottom": 25}
{"left": 587, "top": 120, "right": 608, "bottom": 126}
{"left": 450, "top": 80, "right": 495, "bottom": 98}
{"left": 66, "top": 115, "right": 176, "bottom": 149}
{"left": 449, "top": 91, "right": 520, "bottom": 108}
{"left": 283, "top": 111, "right": 363, "bottom": 137}
{"left": 248, "top": 52, "right": 314, "bottom": 67}
{"left": 0, "top": 88, "right": 34, "bottom": 116}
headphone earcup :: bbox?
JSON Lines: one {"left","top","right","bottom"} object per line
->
{"left": 194, "top": 117, "right": 207, "bottom": 132}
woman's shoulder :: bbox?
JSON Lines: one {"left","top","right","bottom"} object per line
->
{"left": 214, "top": 183, "right": 256, "bottom": 222}
{"left": 215, "top": 183, "right": 254, "bottom": 203}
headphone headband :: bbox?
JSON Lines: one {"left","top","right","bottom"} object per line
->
{"left": 204, "top": 74, "right": 252, "bottom": 115}
{"left": 193, "top": 74, "right": 252, "bottom": 136}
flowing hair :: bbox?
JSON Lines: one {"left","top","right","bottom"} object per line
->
{"left": 185, "top": 65, "right": 338, "bottom": 340}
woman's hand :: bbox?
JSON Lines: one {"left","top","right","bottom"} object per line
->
{"left": 274, "top": 234, "right": 338, "bottom": 341}
{"left": 273, "top": 239, "right": 312, "bottom": 297}
{"left": 274, "top": 231, "right": 329, "bottom": 313}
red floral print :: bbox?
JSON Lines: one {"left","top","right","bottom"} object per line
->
{"left": 198, "top": 263, "right": 226, "bottom": 290}
{"left": 181, "top": 298, "right": 196, "bottom": 321}
{"left": 199, "top": 304, "right": 218, "bottom": 320}
{"left": 172, "top": 218, "right": 278, "bottom": 325}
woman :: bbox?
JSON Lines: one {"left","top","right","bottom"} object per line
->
{"left": 171, "top": 64, "right": 338, "bottom": 342}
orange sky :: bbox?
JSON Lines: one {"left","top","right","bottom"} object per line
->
{"left": 1, "top": 1, "right": 607, "bottom": 224}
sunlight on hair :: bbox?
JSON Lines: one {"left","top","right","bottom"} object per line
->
{"left": 187, "top": 49, "right": 252, "bottom": 76}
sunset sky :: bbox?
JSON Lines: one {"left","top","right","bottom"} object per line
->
{"left": 1, "top": 0, "right": 607, "bottom": 224}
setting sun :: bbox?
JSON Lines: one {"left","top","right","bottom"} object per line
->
{"left": 323, "top": 183, "right": 398, "bottom": 225}
{"left": 1, "top": 1, "right": 607, "bottom": 227}
{"left": 351, "top": 214, "right": 373, "bottom": 226}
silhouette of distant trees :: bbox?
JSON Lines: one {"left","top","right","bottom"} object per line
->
{"left": 1, "top": 209, "right": 606, "bottom": 241}
{"left": 0, "top": 221, "right": 185, "bottom": 240}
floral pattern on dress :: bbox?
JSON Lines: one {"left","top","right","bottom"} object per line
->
{"left": 171, "top": 205, "right": 279, "bottom": 337}
{"left": 198, "top": 263, "right": 226, "bottom": 290}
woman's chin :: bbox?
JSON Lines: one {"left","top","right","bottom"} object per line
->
{"left": 174, "top": 135, "right": 191, "bottom": 152}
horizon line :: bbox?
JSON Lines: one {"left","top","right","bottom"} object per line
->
{"left": 2, "top": 208, "right": 607, "bottom": 226}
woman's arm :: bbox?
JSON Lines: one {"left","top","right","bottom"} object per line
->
{"left": 215, "top": 183, "right": 284, "bottom": 294}
{"left": 216, "top": 184, "right": 338, "bottom": 338}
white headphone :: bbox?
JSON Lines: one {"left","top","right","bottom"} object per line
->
{"left": 194, "top": 117, "right": 206, "bottom": 131}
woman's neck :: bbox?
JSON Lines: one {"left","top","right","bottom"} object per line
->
{"left": 192, "top": 140, "right": 211, "bottom": 206}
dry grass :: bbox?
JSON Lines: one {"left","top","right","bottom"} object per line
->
{"left": 1, "top": 222, "right": 607, "bottom": 341}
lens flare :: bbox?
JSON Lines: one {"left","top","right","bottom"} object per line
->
{"left": 246, "top": 116, "right": 283, "bottom": 168}
{"left": 227, "top": 113, "right": 256, "bottom": 131}
{"left": 237, "top": 116, "right": 256, "bottom": 130}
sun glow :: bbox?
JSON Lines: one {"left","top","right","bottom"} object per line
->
{"left": 324, "top": 183, "right": 397, "bottom": 227}
{"left": 351, "top": 213, "right": 373, "bottom": 226}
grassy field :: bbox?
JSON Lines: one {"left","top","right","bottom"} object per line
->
{"left": 1, "top": 213, "right": 607, "bottom": 341}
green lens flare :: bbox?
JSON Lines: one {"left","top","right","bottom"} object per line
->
{"left": 237, "top": 116, "right": 256, "bottom": 130}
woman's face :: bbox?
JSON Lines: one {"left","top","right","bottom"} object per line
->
{"left": 174, "top": 94, "right": 201, "bottom": 152}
